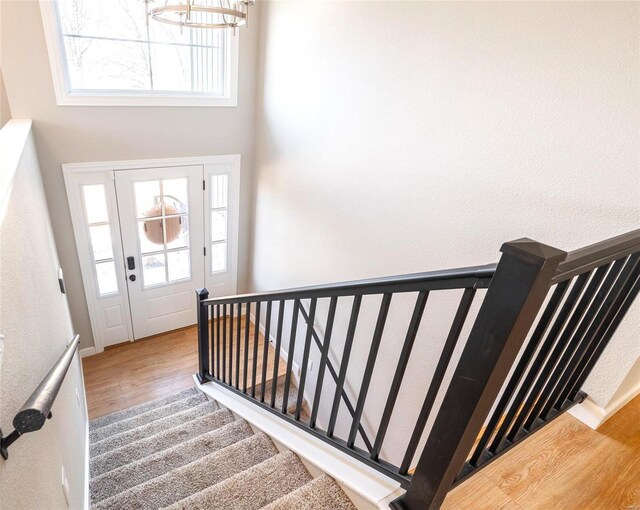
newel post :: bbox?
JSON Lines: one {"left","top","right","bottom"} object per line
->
{"left": 391, "top": 239, "right": 566, "bottom": 510}
{"left": 196, "top": 288, "right": 210, "bottom": 383}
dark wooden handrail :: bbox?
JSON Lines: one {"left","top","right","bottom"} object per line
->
{"left": 203, "top": 264, "right": 497, "bottom": 305}
{"left": 553, "top": 228, "right": 640, "bottom": 283}
{"left": 1, "top": 334, "right": 80, "bottom": 460}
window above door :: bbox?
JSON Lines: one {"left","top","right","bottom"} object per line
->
{"left": 40, "top": 0, "right": 239, "bottom": 106}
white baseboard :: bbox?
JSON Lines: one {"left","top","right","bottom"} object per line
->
{"left": 569, "top": 379, "right": 640, "bottom": 429}
{"left": 80, "top": 347, "right": 96, "bottom": 358}
{"left": 194, "top": 375, "right": 399, "bottom": 508}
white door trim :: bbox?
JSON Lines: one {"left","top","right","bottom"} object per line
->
{"left": 63, "top": 155, "right": 241, "bottom": 173}
{"left": 63, "top": 155, "right": 241, "bottom": 354}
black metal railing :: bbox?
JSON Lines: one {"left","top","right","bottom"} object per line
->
{"left": 1, "top": 334, "right": 80, "bottom": 460}
{"left": 196, "top": 265, "right": 495, "bottom": 484}
{"left": 195, "top": 229, "right": 640, "bottom": 510}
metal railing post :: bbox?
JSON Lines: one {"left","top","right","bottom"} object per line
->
{"left": 391, "top": 239, "right": 566, "bottom": 510}
{"left": 196, "top": 288, "right": 210, "bottom": 383}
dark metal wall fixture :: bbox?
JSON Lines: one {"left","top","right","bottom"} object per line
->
{"left": 196, "top": 228, "right": 640, "bottom": 510}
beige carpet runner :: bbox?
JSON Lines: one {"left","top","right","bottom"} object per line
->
{"left": 89, "top": 387, "right": 356, "bottom": 510}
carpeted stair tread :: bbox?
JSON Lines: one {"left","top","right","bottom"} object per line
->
{"left": 90, "top": 419, "right": 254, "bottom": 503}
{"left": 165, "top": 451, "right": 313, "bottom": 510}
{"left": 93, "top": 432, "right": 279, "bottom": 510}
{"left": 90, "top": 392, "right": 207, "bottom": 443}
{"left": 90, "top": 408, "right": 235, "bottom": 477}
{"left": 90, "top": 400, "right": 219, "bottom": 457}
{"left": 89, "top": 388, "right": 199, "bottom": 431}
{"left": 252, "top": 374, "right": 299, "bottom": 414}
{"left": 261, "top": 474, "right": 357, "bottom": 510}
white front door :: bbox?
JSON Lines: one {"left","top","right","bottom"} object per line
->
{"left": 64, "top": 155, "right": 241, "bottom": 351}
{"left": 114, "top": 165, "right": 205, "bottom": 339}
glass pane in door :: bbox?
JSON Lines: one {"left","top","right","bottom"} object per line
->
{"left": 134, "top": 177, "right": 192, "bottom": 287}
{"left": 142, "top": 254, "right": 167, "bottom": 286}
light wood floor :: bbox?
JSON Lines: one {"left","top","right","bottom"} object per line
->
{"left": 83, "top": 318, "right": 284, "bottom": 420}
{"left": 443, "top": 395, "right": 640, "bottom": 509}
{"left": 83, "top": 329, "right": 640, "bottom": 509}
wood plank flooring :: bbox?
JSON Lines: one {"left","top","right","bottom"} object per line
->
{"left": 442, "top": 395, "right": 640, "bottom": 509}
{"left": 83, "top": 328, "right": 640, "bottom": 509}
{"left": 83, "top": 318, "right": 284, "bottom": 420}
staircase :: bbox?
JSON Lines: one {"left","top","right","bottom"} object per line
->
{"left": 88, "top": 229, "right": 640, "bottom": 510}
{"left": 88, "top": 387, "right": 356, "bottom": 510}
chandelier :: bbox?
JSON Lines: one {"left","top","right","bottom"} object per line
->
{"left": 146, "top": 0, "right": 255, "bottom": 30}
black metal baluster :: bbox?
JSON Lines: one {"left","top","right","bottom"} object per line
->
{"left": 504, "top": 266, "right": 609, "bottom": 444}
{"left": 300, "top": 302, "right": 374, "bottom": 452}
{"left": 216, "top": 304, "right": 222, "bottom": 379}
{"left": 211, "top": 304, "right": 217, "bottom": 380}
{"left": 251, "top": 301, "right": 261, "bottom": 398}
{"left": 542, "top": 254, "right": 640, "bottom": 417}
{"left": 260, "top": 301, "right": 273, "bottom": 403}
{"left": 401, "top": 288, "right": 476, "bottom": 474}
{"left": 229, "top": 303, "right": 234, "bottom": 386}
{"left": 347, "top": 293, "right": 392, "bottom": 448}
{"left": 235, "top": 304, "right": 242, "bottom": 390}
{"left": 371, "top": 291, "right": 428, "bottom": 460}
{"left": 310, "top": 297, "right": 337, "bottom": 429}
{"left": 327, "top": 295, "right": 362, "bottom": 437}
{"left": 222, "top": 304, "right": 227, "bottom": 383}
{"left": 522, "top": 259, "right": 626, "bottom": 431}
{"left": 538, "top": 260, "right": 633, "bottom": 418}
{"left": 243, "top": 302, "right": 251, "bottom": 393}
{"left": 295, "top": 298, "right": 317, "bottom": 420}
{"left": 567, "top": 268, "right": 640, "bottom": 401}
{"left": 282, "top": 300, "right": 301, "bottom": 414}
{"left": 468, "top": 280, "right": 568, "bottom": 463}
{"left": 491, "top": 272, "right": 593, "bottom": 448}
{"left": 270, "top": 300, "right": 286, "bottom": 408}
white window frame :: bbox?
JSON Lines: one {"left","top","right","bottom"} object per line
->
{"left": 39, "top": 0, "right": 239, "bottom": 107}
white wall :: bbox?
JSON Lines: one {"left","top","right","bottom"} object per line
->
{"left": 0, "top": 120, "right": 87, "bottom": 510}
{"left": 252, "top": 0, "right": 640, "bottom": 459}
{"left": 0, "top": 0, "right": 260, "bottom": 349}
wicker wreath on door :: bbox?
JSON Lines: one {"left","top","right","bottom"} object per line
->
{"left": 142, "top": 196, "right": 185, "bottom": 245}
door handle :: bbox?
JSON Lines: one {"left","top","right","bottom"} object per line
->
{"left": 127, "top": 256, "right": 136, "bottom": 270}
{"left": 129, "top": 274, "right": 137, "bottom": 282}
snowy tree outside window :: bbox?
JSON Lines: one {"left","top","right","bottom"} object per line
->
{"left": 55, "top": 0, "right": 228, "bottom": 96}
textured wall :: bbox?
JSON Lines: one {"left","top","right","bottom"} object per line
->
{"left": 251, "top": 0, "right": 640, "bottom": 460}
{"left": 0, "top": 69, "right": 11, "bottom": 128}
{"left": 0, "top": 124, "right": 87, "bottom": 509}
{"left": 0, "top": 0, "right": 260, "bottom": 349}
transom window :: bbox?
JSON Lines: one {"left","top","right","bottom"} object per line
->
{"left": 41, "top": 0, "right": 239, "bottom": 106}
